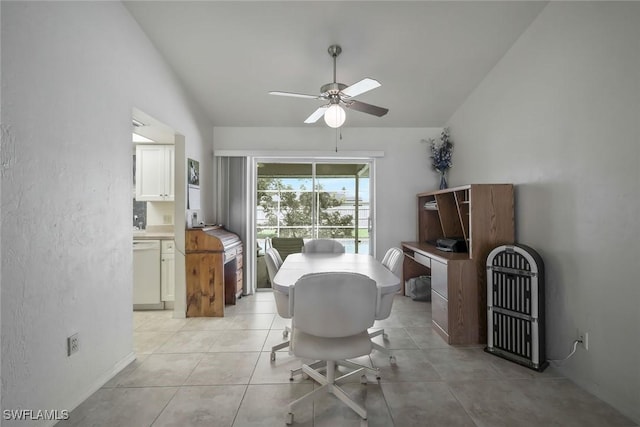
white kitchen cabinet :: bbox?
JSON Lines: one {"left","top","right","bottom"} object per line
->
{"left": 161, "top": 240, "right": 175, "bottom": 302}
{"left": 135, "top": 145, "right": 175, "bottom": 201}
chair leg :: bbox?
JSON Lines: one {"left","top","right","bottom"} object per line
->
{"left": 337, "top": 359, "right": 380, "bottom": 380}
{"left": 369, "top": 328, "right": 386, "bottom": 339}
{"left": 371, "top": 342, "right": 396, "bottom": 364}
{"left": 290, "top": 360, "right": 325, "bottom": 380}
{"left": 270, "top": 340, "right": 290, "bottom": 361}
{"left": 287, "top": 361, "right": 368, "bottom": 423}
{"left": 326, "top": 362, "right": 367, "bottom": 420}
{"left": 331, "top": 381, "right": 367, "bottom": 420}
{"left": 369, "top": 328, "right": 396, "bottom": 365}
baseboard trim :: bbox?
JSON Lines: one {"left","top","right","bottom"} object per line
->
{"left": 41, "top": 352, "right": 137, "bottom": 427}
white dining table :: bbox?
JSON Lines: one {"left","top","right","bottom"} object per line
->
{"left": 272, "top": 253, "right": 401, "bottom": 297}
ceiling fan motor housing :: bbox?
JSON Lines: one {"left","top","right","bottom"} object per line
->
{"left": 321, "top": 82, "right": 347, "bottom": 98}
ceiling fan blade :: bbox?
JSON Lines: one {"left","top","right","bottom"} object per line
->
{"left": 304, "top": 106, "right": 329, "bottom": 123}
{"left": 269, "top": 91, "right": 321, "bottom": 100}
{"left": 345, "top": 100, "right": 389, "bottom": 117}
{"left": 340, "top": 78, "right": 381, "bottom": 98}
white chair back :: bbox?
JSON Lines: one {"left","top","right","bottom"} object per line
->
{"left": 382, "top": 247, "right": 403, "bottom": 278}
{"left": 302, "top": 239, "right": 345, "bottom": 254}
{"left": 265, "top": 248, "right": 291, "bottom": 319}
{"left": 270, "top": 237, "right": 304, "bottom": 260}
{"left": 291, "top": 272, "right": 377, "bottom": 338}
{"left": 265, "top": 248, "right": 283, "bottom": 283}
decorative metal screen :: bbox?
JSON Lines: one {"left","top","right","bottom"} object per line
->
{"left": 486, "top": 244, "right": 547, "bottom": 371}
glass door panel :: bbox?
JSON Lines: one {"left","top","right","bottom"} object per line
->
{"left": 257, "top": 163, "right": 313, "bottom": 249}
{"left": 315, "top": 163, "right": 370, "bottom": 254}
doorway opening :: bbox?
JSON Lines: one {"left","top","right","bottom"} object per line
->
{"left": 131, "top": 108, "right": 187, "bottom": 319}
{"left": 255, "top": 160, "right": 373, "bottom": 289}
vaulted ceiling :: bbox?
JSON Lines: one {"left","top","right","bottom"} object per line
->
{"left": 124, "top": 1, "right": 547, "bottom": 128}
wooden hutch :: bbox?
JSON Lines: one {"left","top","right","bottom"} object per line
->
{"left": 402, "top": 184, "right": 514, "bottom": 345}
{"left": 185, "top": 226, "right": 243, "bottom": 317}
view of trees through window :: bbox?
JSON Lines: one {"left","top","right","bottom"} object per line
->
{"left": 256, "top": 163, "right": 370, "bottom": 254}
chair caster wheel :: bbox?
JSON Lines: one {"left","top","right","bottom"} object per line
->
{"left": 360, "top": 418, "right": 368, "bottom": 427}
{"left": 270, "top": 352, "right": 276, "bottom": 362}
{"left": 283, "top": 330, "right": 289, "bottom": 338}
{"left": 382, "top": 332, "right": 389, "bottom": 340}
{"left": 389, "top": 355, "right": 397, "bottom": 365}
{"left": 286, "top": 412, "right": 294, "bottom": 425}
{"left": 360, "top": 374, "right": 367, "bottom": 384}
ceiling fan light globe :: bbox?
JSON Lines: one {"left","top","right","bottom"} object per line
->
{"left": 324, "top": 104, "right": 346, "bottom": 128}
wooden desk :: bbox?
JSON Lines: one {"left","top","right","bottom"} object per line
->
{"left": 402, "top": 242, "right": 477, "bottom": 344}
{"left": 272, "top": 253, "right": 401, "bottom": 319}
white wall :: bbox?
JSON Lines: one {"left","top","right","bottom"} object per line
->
{"left": 1, "top": 2, "right": 212, "bottom": 424}
{"left": 447, "top": 2, "right": 640, "bottom": 422}
{"left": 0, "top": 3, "right": 3, "bottom": 423}
{"left": 147, "top": 202, "right": 175, "bottom": 227}
{"left": 213, "top": 127, "right": 442, "bottom": 258}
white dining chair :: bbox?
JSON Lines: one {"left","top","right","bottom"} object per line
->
{"left": 286, "top": 272, "right": 378, "bottom": 425}
{"left": 265, "top": 248, "right": 290, "bottom": 361}
{"left": 381, "top": 247, "right": 403, "bottom": 278}
{"left": 269, "top": 237, "right": 304, "bottom": 260}
{"left": 370, "top": 247, "right": 404, "bottom": 364}
{"left": 301, "top": 239, "right": 345, "bottom": 254}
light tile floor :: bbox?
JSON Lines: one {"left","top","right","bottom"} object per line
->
{"left": 58, "top": 292, "right": 637, "bottom": 427}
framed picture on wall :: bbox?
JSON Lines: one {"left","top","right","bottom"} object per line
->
{"left": 188, "top": 158, "right": 200, "bottom": 186}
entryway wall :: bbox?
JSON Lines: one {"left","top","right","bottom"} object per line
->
{"left": 2, "top": 2, "right": 214, "bottom": 419}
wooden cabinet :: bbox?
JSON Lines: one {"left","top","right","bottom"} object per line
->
{"left": 402, "top": 184, "right": 514, "bottom": 345}
{"left": 135, "top": 145, "right": 175, "bottom": 201}
{"left": 185, "top": 227, "right": 243, "bottom": 317}
{"left": 161, "top": 240, "right": 175, "bottom": 302}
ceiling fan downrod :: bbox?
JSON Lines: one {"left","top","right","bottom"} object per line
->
{"left": 322, "top": 45, "right": 346, "bottom": 100}
{"left": 328, "top": 44, "right": 342, "bottom": 83}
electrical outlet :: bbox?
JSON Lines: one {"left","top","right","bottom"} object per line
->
{"left": 577, "top": 329, "right": 589, "bottom": 351}
{"left": 67, "top": 333, "right": 79, "bottom": 356}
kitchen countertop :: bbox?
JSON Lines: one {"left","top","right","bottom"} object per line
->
{"left": 133, "top": 225, "right": 174, "bottom": 241}
{"left": 133, "top": 232, "right": 175, "bottom": 240}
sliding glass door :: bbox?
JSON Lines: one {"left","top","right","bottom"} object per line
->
{"left": 314, "top": 163, "right": 371, "bottom": 254}
{"left": 256, "top": 160, "right": 373, "bottom": 260}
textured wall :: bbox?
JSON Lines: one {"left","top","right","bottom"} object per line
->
{"left": 1, "top": 2, "right": 211, "bottom": 424}
{"left": 447, "top": 2, "right": 640, "bottom": 422}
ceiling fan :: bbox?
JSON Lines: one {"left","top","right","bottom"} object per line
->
{"left": 269, "top": 45, "right": 389, "bottom": 128}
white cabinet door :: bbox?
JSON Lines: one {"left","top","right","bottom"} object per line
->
{"left": 161, "top": 240, "right": 175, "bottom": 301}
{"left": 136, "top": 145, "right": 174, "bottom": 201}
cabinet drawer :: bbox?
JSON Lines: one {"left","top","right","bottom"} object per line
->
{"left": 431, "top": 259, "right": 447, "bottom": 298}
{"left": 414, "top": 252, "right": 431, "bottom": 269}
{"left": 161, "top": 240, "right": 175, "bottom": 254}
{"left": 431, "top": 290, "right": 448, "bottom": 333}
